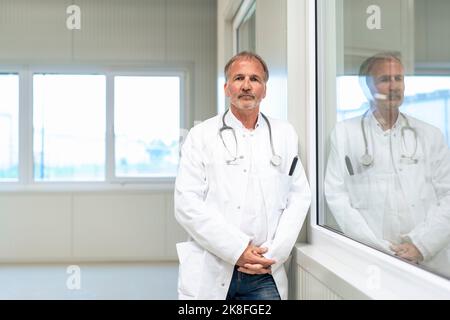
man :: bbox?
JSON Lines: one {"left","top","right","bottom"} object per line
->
{"left": 174, "top": 52, "right": 311, "bottom": 299}
{"left": 325, "top": 52, "right": 450, "bottom": 277}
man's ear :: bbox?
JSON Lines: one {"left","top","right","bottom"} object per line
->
{"left": 359, "top": 76, "right": 375, "bottom": 102}
{"left": 224, "top": 82, "right": 230, "bottom": 97}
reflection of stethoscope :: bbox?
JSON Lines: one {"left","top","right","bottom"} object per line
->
{"left": 360, "top": 110, "right": 418, "bottom": 166}
{"left": 219, "top": 109, "right": 282, "bottom": 166}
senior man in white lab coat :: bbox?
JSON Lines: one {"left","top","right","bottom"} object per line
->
{"left": 325, "top": 52, "right": 450, "bottom": 278}
{"left": 174, "top": 52, "right": 311, "bottom": 300}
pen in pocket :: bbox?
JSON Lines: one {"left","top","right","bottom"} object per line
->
{"left": 345, "top": 155, "right": 354, "bottom": 176}
{"left": 288, "top": 156, "right": 298, "bottom": 176}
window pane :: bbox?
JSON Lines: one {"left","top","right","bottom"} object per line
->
{"left": 33, "top": 74, "right": 106, "bottom": 181}
{"left": 237, "top": 2, "right": 256, "bottom": 53}
{"left": 114, "top": 76, "right": 180, "bottom": 177}
{"left": 0, "top": 74, "right": 19, "bottom": 181}
{"left": 319, "top": 0, "right": 450, "bottom": 279}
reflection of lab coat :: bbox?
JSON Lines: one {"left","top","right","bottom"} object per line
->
{"left": 325, "top": 113, "right": 450, "bottom": 278}
{"left": 175, "top": 112, "right": 311, "bottom": 299}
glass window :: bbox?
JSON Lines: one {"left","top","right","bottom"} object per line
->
{"left": 33, "top": 74, "right": 106, "bottom": 181}
{"left": 0, "top": 74, "right": 19, "bottom": 181}
{"left": 236, "top": 1, "right": 256, "bottom": 53}
{"left": 114, "top": 76, "right": 181, "bottom": 178}
{"left": 318, "top": 0, "right": 450, "bottom": 279}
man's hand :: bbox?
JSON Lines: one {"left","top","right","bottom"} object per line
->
{"left": 390, "top": 243, "right": 424, "bottom": 263}
{"left": 236, "top": 245, "right": 276, "bottom": 275}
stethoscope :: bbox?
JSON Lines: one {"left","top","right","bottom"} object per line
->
{"left": 218, "top": 109, "right": 282, "bottom": 166}
{"left": 360, "top": 110, "right": 418, "bottom": 166}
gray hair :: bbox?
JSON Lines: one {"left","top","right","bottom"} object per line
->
{"left": 358, "top": 52, "right": 404, "bottom": 100}
{"left": 359, "top": 52, "right": 403, "bottom": 78}
{"left": 224, "top": 51, "right": 269, "bottom": 82}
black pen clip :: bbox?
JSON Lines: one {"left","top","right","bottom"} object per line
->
{"left": 345, "top": 155, "right": 354, "bottom": 176}
{"left": 288, "top": 156, "right": 298, "bottom": 176}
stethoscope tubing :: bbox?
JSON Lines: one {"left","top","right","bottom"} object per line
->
{"left": 219, "top": 109, "right": 282, "bottom": 166}
{"left": 360, "top": 110, "right": 418, "bottom": 166}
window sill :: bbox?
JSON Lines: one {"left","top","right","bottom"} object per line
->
{"left": 0, "top": 180, "right": 175, "bottom": 193}
{"left": 297, "top": 226, "right": 450, "bottom": 299}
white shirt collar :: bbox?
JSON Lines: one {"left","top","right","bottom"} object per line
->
{"left": 224, "top": 108, "right": 264, "bottom": 131}
{"left": 368, "top": 111, "right": 403, "bottom": 136}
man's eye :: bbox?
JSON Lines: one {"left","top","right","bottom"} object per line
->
{"left": 250, "top": 77, "right": 260, "bottom": 82}
{"left": 235, "top": 76, "right": 244, "bottom": 80}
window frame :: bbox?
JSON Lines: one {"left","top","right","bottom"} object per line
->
{"left": 0, "top": 70, "right": 20, "bottom": 183}
{"left": 0, "top": 64, "right": 190, "bottom": 191}
{"left": 304, "top": 0, "right": 450, "bottom": 299}
{"left": 232, "top": 0, "right": 257, "bottom": 54}
{"left": 107, "top": 70, "right": 187, "bottom": 184}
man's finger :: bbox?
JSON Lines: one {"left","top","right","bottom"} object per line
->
{"left": 238, "top": 267, "right": 256, "bottom": 275}
{"left": 253, "top": 247, "right": 268, "bottom": 254}
{"left": 252, "top": 257, "right": 276, "bottom": 267}
{"left": 244, "top": 263, "right": 264, "bottom": 270}
{"left": 238, "top": 266, "right": 271, "bottom": 275}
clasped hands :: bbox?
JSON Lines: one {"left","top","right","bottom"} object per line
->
{"left": 390, "top": 243, "right": 424, "bottom": 264}
{"left": 236, "top": 245, "right": 276, "bottom": 275}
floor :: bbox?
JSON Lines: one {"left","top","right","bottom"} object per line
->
{"left": 0, "top": 262, "right": 178, "bottom": 299}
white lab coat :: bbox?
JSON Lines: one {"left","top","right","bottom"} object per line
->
{"left": 174, "top": 113, "right": 311, "bottom": 300}
{"left": 325, "top": 113, "right": 450, "bottom": 278}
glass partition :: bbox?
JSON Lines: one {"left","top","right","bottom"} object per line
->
{"left": 318, "top": 0, "right": 450, "bottom": 279}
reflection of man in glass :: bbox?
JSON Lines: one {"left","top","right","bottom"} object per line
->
{"left": 325, "top": 52, "right": 450, "bottom": 278}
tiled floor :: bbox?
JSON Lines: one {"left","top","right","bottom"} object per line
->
{"left": 0, "top": 262, "right": 178, "bottom": 299}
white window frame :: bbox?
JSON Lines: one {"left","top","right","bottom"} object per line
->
{"left": 298, "top": 0, "right": 450, "bottom": 299}
{"left": 0, "top": 69, "right": 21, "bottom": 183}
{"left": 107, "top": 70, "right": 187, "bottom": 185}
{"left": 0, "top": 64, "right": 190, "bottom": 192}
{"left": 232, "top": 0, "right": 257, "bottom": 54}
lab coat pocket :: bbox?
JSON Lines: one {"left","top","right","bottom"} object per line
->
{"left": 176, "top": 241, "right": 205, "bottom": 298}
{"left": 345, "top": 173, "right": 369, "bottom": 209}
{"left": 260, "top": 172, "right": 293, "bottom": 210}
{"left": 278, "top": 174, "right": 293, "bottom": 209}
{"left": 420, "top": 179, "right": 439, "bottom": 216}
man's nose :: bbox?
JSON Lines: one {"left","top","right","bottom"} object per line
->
{"left": 389, "top": 76, "right": 402, "bottom": 89}
{"left": 241, "top": 77, "right": 252, "bottom": 91}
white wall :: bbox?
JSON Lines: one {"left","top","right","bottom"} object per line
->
{"left": 0, "top": 0, "right": 217, "bottom": 298}
{"left": 415, "top": 0, "right": 450, "bottom": 71}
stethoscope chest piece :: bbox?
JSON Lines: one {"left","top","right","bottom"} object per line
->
{"left": 271, "top": 155, "right": 282, "bottom": 167}
{"left": 360, "top": 153, "right": 373, "bottom": 167}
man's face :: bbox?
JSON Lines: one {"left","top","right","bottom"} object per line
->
{"left": 224, "top": 58, "right": 267, "bottom": 112}
{"left": 367, "top": 59, "right": 405, "bottom": 110}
